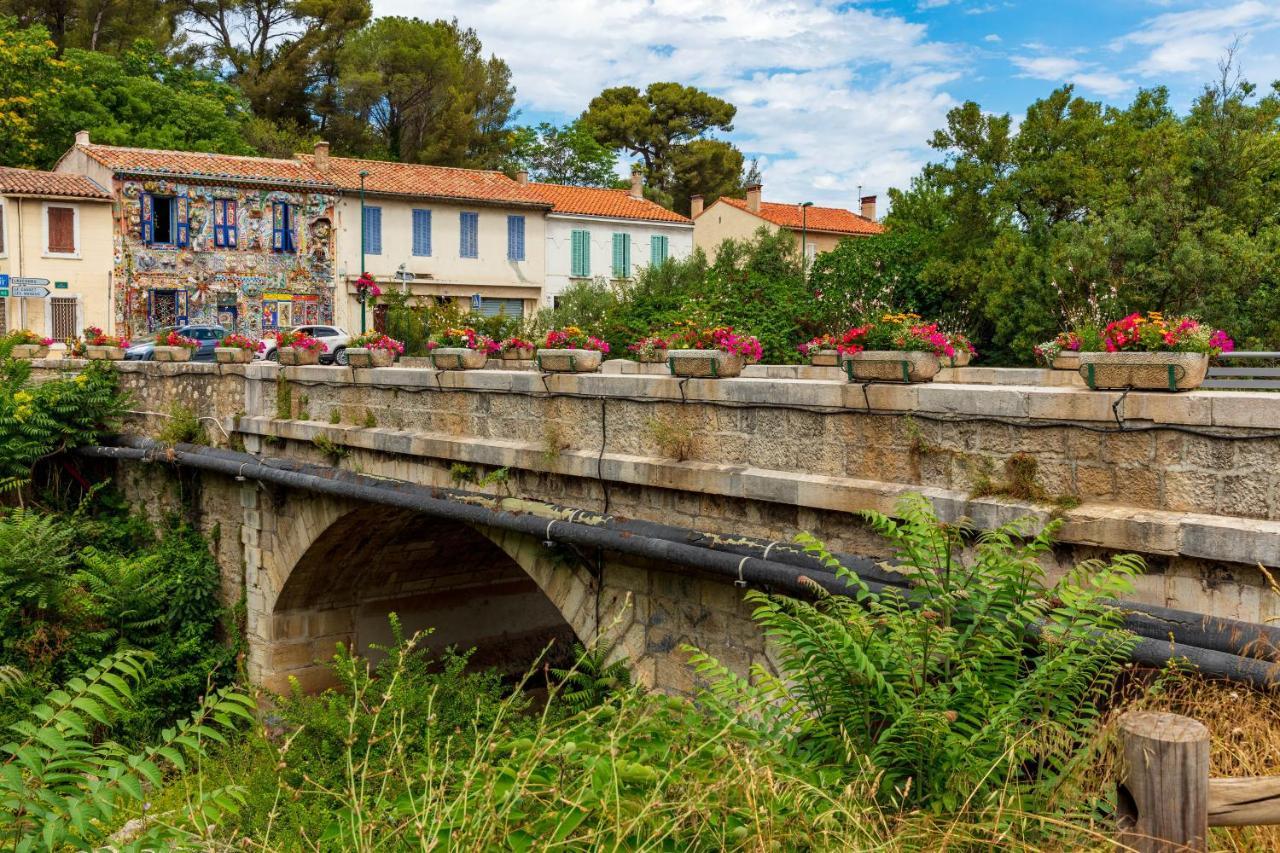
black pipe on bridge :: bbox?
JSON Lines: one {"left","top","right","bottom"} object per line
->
{"left": 77, "top": 438, "right": 1280, "bottom": 688}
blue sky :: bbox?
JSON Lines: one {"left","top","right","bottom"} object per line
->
{"left": 376, "top": 0, "right": 1280, "bottom": 208}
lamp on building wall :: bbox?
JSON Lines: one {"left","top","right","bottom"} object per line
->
{"left": 799, "top": 201, "right": 814, "bottom": 278}
{"left": 359, "top": 169, "right": 370, "bottom": 333}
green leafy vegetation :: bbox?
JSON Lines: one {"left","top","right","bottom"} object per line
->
{"left": 156, "top": 401, "right": 206, "bottom": 445}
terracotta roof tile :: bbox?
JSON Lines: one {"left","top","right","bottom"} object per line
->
{"left": 79, "top": 144, "right": 330, "bottom": 188}
{"left": 0, "top": 167, "right": 111, "bottom": 199}
{"left": 718, "top": 197, "right": 883, "bottom": 236}
{"left": 526, "top": 182, "right": 691, "bottom": 224}
{"left": 297, "top": 155, "right": 551, "bottom": 207}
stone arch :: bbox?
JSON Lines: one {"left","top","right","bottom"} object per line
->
{"left": 250, "top": 491, "right": 601, "bottom": 693}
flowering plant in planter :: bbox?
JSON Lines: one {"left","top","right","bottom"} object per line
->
{"left": 627, "top": 336, "right": 670, "bottom": 362}
{"left": 669, "top": 327, "right": 763, "bottom": 361}
{"left": 351, "top": 331, "right": 406, "bottom": 355}
{"left": 9, "top": 330, "right": 54, "bottom": 347}
{"left": 274, "top": 330, "right": 328, "bottom": 353}
{"left": 86, "top": 329, "right": 130, "bottom": 348}
{"left": 1076, "top": 312, "right": 1234, "bottom": 391}
{"left": 500, "top": 337, "right": 537, "bottom": 358}
{"left": 428, "top": 327, "right": 500, "bottom": 354}
{"left": 797, "top": 334, "right": 838, "bottom": 357}
{"left": 542, "top": 327, "right": 610, "bottom": 353}
{"left": 1033, "top": 331, "right": 1084, "bottom": 367}
{"left": 155, "top": 330, "right": 199, "bottom": 350}
{"left": 347, "top": 331, "right": 405, "bottom": 367}
{"left": 947, "top": 332, "right": 977, "bottom": 364}
{"left": 667, "top": 327, "right": 763, "bottom": 378}
{"left": 837, "top": 314, "right": 952, "bottom": 383}
{"left": 220, "top": 334, "right": 264, "bottom": 353}
{"left": 354, "top": 272, "right": 382, "bottom": 302}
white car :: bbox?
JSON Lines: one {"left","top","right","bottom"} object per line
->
{"left": 259, "top": 325, "right": 353, "bottom": 365}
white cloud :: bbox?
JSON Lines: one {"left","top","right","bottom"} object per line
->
{"left": 984, "top": 33, "right": 1002, "bottom": 43}
{"left": 1012, "top": 54, "right": 1134, "bottom": 98}
{"left": 1117, "top": 1, "right": 1280, "bottom": 78}
{"left": 374, "top": 0, "right": 966, "bottom": 207}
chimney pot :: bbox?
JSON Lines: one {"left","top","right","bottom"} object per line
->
{"left": 690, "top": 194, "right": 704, "bottom": 219}
{"left": 746, "top": 183, "right": 762, "bottom": 213}
{"left": 515, "top": 169, "right": 529, "bottom": 185}
{"left": 314, "top": 140, "right": 330, "bottom": 171}
{"left": 75, "top": 130, "right": 90, "bottom": 146}
{"left": 860, "top": 194, "right": 877, "bottom": 221}
{"left": 629, "top": 169, "right": 644, "bottom": 199}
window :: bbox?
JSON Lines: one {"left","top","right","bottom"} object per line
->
{"left": 213, "top": 199, "right": 238, "bottom": 248}
{"left": 46, "top": 205, "right": 77, "bottom": 255}
{"left": 650, "top": 234, "right": 669, "bottom": 266}
{"left": 460, "top": 212, "right": 479, "bottom": 258}
{"left": 272, "top": 202, "right": 296, "bottom": 253}
{"left": 476, "top": 297, "right": 524, "bottom": 319}
{"left": 363, "top": 205, "right": 381, "bottom": 255}
{"left": 141, "top": 194, "right": 187, "bottom": 246}
{"left": 507, "top": 215, "right": 525, "bottom": 261}
{"left": 50, "top": 297, "right": 77, "bottom": 341}
{"left": 570, "top": 229, "right": 590, "bottom": 277}
{"left": 0, "top": 202, "right": 6, "bottom": 254}
{"left": 611, "top": 232, "right": 631, "bottom": 279}
{"left": 412, "top": 209, "right": 432, "bottom": 256}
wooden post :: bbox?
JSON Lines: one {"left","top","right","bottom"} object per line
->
{"left": 1208, "top": 776, "right": 1280, "bottom": 826}
{"left": 1116, "top": 711, "right": 1210, "bottom": 852}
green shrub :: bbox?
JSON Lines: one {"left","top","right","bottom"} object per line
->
{"left": 688, "top": 493, "right": 1142, "bottom": 813}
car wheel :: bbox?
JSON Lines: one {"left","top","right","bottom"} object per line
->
{"left": 333, "top": 347, "right": 349, "bottom": 366}
{"left": 266, "top": 350, "right": 279, "bottom": 362}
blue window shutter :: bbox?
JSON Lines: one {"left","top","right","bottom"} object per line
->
{"left": 141, "top": 193, "right": 153, "bottom": 243}
{"left": 651, "top": 234, "right": 668, "bottom": 266}
{"left": 612, "top": 233, "right": 630, "bottom": 278}
{"left": 271, "top": 202, "right": 284, "bottom": 251}
{"left": 623, "top": 233, "right": 630, "bottom": 277}
{"left": 364, "top": 206, "right": 382, "bottom": 255}
{"left": 282, "top": 203, "right": 295, "bottom": 252}
{"left": 460, "top": 212, "right": 478, "bottom": 258}
{"left": 213, "top": 200, "right": 224, "bottom": 247}
{"left": 412, "top": 209, "right": 432, "bottom": 256}
{"left": 226, "top": 200, "right": 237, "bottom": 248}
{"left": 507, "top": 215, "right": 525, "bottom": 261}
{"left": 176, "top": 196, "right": 189, "bottom": 247}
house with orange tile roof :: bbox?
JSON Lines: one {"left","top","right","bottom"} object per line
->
{"left": 300, "top": 143, "right": 553, "bottom": 329}
{"left": 522, "top": 171, "right": 693, "bottom": 307}
{"left": 0, "top": 165, "right": 115, "bottom": 341}
{"left": 56, "top": 132, "right": 340, "bottom": 338}
{"left": 692, "top": 183, "right": 883, "bottom": 264}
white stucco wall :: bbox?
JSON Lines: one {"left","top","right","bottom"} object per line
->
{"left": 543, "top": 214, "right": 694, "bottom": 307}
{"left": 332, "top": 195, "right": 547, "bottom": 329}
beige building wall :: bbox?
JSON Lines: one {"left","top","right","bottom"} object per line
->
{"left": 0, "top": 194, "right": 115, "bottom": 340}
{"left": 332, "top": 195, "right": 546, "bottom": 331}
{"left": 693, "top": 201, "right": 848, "bottom": 262}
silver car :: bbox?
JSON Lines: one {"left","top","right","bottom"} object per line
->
{"left": 259, "top": 325, "right": 353, "bottom": 365}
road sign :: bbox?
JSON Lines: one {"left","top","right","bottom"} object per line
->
{"left": 0, "top": 274, "right": 8, "bottom": 288}
{"left": 9, "top": 277, "right": 49, "bottom": 288}
{"left": 10, "top": 285, "right": 49, "bottom": 298}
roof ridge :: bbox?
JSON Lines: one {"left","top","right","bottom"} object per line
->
{"left": 306, "top": 154, "right": 512, "bottom": 179}
{"left": 82, "top": 142, "right": 307, "bottom": 168}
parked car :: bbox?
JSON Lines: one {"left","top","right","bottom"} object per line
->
{"left": 124, "top": 325, "right": 227, "bottom": 362}
{"left": 259, "top": 325, "right": 352, "bottom": 365}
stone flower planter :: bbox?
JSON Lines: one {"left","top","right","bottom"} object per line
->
{"left": 278, "top": 346, "right": 321, "bottom": 366}
{"left": 634, "top": 349, "right": 668, "bottom": 364}
{"left": 215, "top": 347, "right": 255, "bottom": 364}
{"left": 86, "top": 346, "right": 126, "bottom": 361}
{"left": 11, "top": 344, "right": 49, "bottom": 359}
{"left": 1052, "top": 352, "right": 1081, "bottom": 371}
{"left": 1078, "top": 351, "right": 1209, "bottom": 392}
{"left": 429, "top": 347, "right": 487, "bottom": 370}
{"left": 667, "top": 349, "right": 744, "bottom": 378}
{"left": 842, "top": 350, "right": 941, "bottom": 383}
{"left": 348, "top": 347, "right": 396, "bottom": 368}
{"left": 153, "top": 346, "right": 192, "bottom": 362}
{"left": 808, "top": 350, "right": 840, "bottom": 367}
{"left": 501, "top": 347, "right": 536, "bottom": 361}
{"left": 535, "top": 348, "right": 602, "bottom": 373}
{"left": 949, "top": 350, "right": 972, "bottom": 368}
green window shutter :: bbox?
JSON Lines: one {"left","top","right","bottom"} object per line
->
{"left": 571, "top": 230, "right": 590, "bottom": 277}
{"left": 651, "top": 235, "right": 668, "bottom": 266}
{"left": 612, "top": 233, "right": 630, "bottom": 278}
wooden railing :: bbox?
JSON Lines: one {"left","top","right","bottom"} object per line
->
{"left": 1203, "top": 351, "right": 1280, "bottom": 390}
{"left": 1117, "top": 711, "right": 1280, "bottom": 851}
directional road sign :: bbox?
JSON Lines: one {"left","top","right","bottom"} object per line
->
{"left": 10, "top": 285, "right": 49, "bottom": 298}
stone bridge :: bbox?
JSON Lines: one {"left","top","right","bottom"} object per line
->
{"left": 39, "top": 358, "right": 1280, "bottom": 693}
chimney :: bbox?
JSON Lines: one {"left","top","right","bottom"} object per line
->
{"left": 314, "top": 140, "right": 330, "bottom": 172}
{"left": 515, "top": 169, "right": 529, "bottom": 185}
{"left": 860, "top": 194, "right": 877, "bottom": 221}
{"left": 746, "top": 183, "right": 762, "bottom": 213}
{"left": 629, "top": 168, "right": 644, "bottom": 200}
{"left": 690, "top": 194, "right": 704, "bottom": 218}
{"left": 75, "top": 130, "right": 90, "bottom": 146}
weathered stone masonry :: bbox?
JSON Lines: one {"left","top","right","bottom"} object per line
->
{"left": 36, "top": 359, "right": 1280, "bottom": 693}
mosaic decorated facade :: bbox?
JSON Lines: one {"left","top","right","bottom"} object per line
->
{"left": 113, "top": 178, "right": 337, "bottom": 337}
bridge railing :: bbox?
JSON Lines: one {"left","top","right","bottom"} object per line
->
{"left": 1203, "top": 352, "right": 1280, "bottom": 390}
{"left": 1116, "top": 710, "right": 1280, "bottom": 851}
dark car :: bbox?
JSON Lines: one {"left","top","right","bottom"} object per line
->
{"left": 125, "top": 325, "right": 228, "bottom": 362}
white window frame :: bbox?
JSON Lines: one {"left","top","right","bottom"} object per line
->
{"left": 42, "top": 202, "right": 81, "bottom": 259}
{"left": 43, "top": 294, "right": 83, "bottom": 342}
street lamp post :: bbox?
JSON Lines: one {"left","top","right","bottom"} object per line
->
{"left": 359, "top": 169, "right": 369, "bottom": 333}
{"left": 799, "top": 201, "right": 814, "bottom": 278}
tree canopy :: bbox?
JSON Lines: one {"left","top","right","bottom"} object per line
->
{"left": 506, "top": 121, "right": 619, "bottom": 186}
